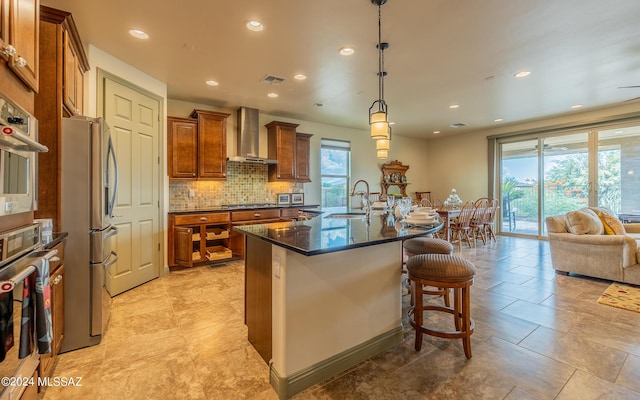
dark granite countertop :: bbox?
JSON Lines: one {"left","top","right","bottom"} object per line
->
{"left": 233, "top": 211, "right": 443, "bottom": 256}
{"left": 42, "top": 232, "right": 68, "bottom": 249}
{"left": 169, "top": 204, "right": 320, "bottom": 214}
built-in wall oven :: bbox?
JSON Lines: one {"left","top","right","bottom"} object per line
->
{"left": 0, "top": 92, "right": 48, "bottom": 217}
{"left": 0, "top": 224, "right": 59, "bottom": 400}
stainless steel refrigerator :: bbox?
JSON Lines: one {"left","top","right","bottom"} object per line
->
{"left": 60, "top": 116, "right": 119, "bottom": 353}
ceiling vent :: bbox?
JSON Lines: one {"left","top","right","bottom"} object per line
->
{"left": 261, "top": 75, "right": 286, "bottom": 85}
{"left": 450, "top": 122, "right": 468, "bottom": 128}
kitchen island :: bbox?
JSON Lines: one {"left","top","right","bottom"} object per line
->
{"left": 235, "top": 211, "right": 443, "bottom": 399}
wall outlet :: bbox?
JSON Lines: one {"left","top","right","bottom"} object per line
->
{"left": 273, "top": 255, "right": 281, "bottom": 278}
{"left": 188, "top": 189, "right": 195, "bottom": 198}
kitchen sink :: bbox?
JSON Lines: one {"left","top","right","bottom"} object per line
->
{"left": 324, "top": 213, "right": 367, "bottom": 219}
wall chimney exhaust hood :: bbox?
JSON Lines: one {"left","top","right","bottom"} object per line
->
{"left": 227, "top": 107, "right": 277, "bottom": 164}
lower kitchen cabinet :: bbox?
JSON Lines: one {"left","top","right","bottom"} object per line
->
{"left": 39, "top": 239, "right": 65, "bottom": 380}
{"left": 229, "top": 209, "right": 281, "bottom": 259}
{"left": 169, "top": 212, "right": 232, "bottom": 267}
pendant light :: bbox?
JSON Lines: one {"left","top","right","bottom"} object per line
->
{"left": 369, "top": 0, "right": 391, "bottom": 142}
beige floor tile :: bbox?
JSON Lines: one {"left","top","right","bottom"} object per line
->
{"left": 616, "top": 354, "right": 640, "bottom": 393}
{"left": 488, "top": 282, "right": 554, "bottom": 304}
{"left": 500, "top": 300, "right": 582, "bottom": 333}
{"left": 556, "top": 370, "right": 640, "bottom": 400}
{"left": 520, "top": 326, "right": 628, "bottom": 382}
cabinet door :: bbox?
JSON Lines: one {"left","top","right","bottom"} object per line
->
{"left": 267, "top": 122, "right": 298, "bottom": 181}
{"left": 0, "top": 0, "right": 8, "bottom": 61}
{"left": 63, "top": 29, "right": 78, "bottom": 114}
{"left": 175, "top": 226, "right": 194, "bottom": 267}
{"left": 196, "top": 111, "right": 228, "bottom": 179}
{"left": 295, "top": 133, "right": 312, "bottom": 182}
{"left": 8, "top": 0, "right": 39, "bottom": 92}
{"left": 168, "top": 117, "right": 198, "bottom": 179}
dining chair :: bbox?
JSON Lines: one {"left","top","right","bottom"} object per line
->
{"left": 420, "top": 198, "right": 433, "bottom": 207}
{"left": 449, "top": 200, "right": 476, "bottom": 250}
{"left": 433, "top": 199, "right": 444, "bottom": 210}
{"left": 482, "top": 199, "right": 499, "bottom": 242}
{"left": 369, "top": 192, "right": 381, "bottom": 203}
{"left": 470, "top": 198, "right": 489, "bottom": 244}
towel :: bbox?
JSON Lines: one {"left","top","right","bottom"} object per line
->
{"left": 19, "top": 258, "right": 52, "bottom": 358}
{"left": 0, "top": 292, "right": 13, "bottom": 361}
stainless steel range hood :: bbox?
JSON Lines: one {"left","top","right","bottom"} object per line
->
{"left": 228, "top": 107, "right": 277, "bottom": 164}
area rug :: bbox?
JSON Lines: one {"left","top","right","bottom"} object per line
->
{"left": 597, "top": 283, "right": 640, "bottom": 312}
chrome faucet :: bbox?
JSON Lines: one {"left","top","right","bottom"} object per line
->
{"left": 350, "top": 179, "right": 371, "bottom": 220}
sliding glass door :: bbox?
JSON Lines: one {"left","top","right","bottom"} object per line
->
{"left": 497, "top": 122, "right": 640, "bottom": 238}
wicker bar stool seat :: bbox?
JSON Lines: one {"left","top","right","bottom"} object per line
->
{"left": 407, "top": 254, "right": 476, "bottom": 358}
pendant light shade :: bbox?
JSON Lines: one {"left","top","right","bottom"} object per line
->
{"left": 369, "top": 0, "right": 392, "bottom": 153}
{"left": 377, "top": 149, "right": 389, "bottom": 159}
{"left": 376, "top": 138, "right": 390, "bottom": 150}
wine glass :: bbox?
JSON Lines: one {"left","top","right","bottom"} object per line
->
{"left": 386, "top": 195, "right": 396, "bottom": 210}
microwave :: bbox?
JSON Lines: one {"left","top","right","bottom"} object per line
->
{"left": 0, "top": 92, "right": 48, "bottom": 216}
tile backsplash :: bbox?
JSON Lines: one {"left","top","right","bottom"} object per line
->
{"left": 169, "top": 163, "right": 301, "bottom": 210}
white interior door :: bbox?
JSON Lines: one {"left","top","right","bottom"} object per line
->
{"left": 102, "top": 75, "right": 161, "bottom": 295}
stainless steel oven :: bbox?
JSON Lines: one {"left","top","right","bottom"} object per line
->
{"left": 0, "top": 91, "right": 48, "bottom": 217}
{"left": 0, "top": 224, "right": 58, "bottom": 400}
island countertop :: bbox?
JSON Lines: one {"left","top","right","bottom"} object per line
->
{"left": 233, "top": 211, "right": 443, "bottom": 256}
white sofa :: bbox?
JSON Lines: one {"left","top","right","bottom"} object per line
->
{"left": 546, "top": 209, "right": 640, "bottom": 284}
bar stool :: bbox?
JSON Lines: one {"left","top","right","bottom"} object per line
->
{"left": 407, "top": 254, "right": 476, "bottom": 358}
{"left": 403, "top": 238, "right": 453, "bottom": 306}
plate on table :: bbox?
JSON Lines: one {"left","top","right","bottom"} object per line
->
{"left": 405, "top": 216, "right": 437, "bottom": 225}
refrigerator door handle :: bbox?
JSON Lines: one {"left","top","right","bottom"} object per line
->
{"left": 104, "top": 225, "right": 118, "bottom": 240}
{"left": 107, "top": 136, "right": 119, "bottom": 219}
{"left": 104, "top": 250, "right": 119, "bottom": 269}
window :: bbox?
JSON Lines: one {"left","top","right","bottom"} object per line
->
{"left": 320, "top": 139, "right": 351, "bottom": 210}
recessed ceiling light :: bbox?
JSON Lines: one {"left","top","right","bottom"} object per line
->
{"left": 129, "top": 29, "right": 149, "bottom": 39}
{"left": 494, "top": 118, "right": 504, "bottom": 122}
{"left": 433, "top": 131, "right": 440, "bottom": 134}
{"left": 294, "top": 74, "right": 307, "bottom": 80}
{"left": 570, "top": 104, "right": 583, "bottom": 109}
{"left": 339, "top": 47, "right": 355, "bottom": 56}
{"left": 313, "top": 102, "right": 323, "bottom": 107}
{"left": 267, "top": 93, "right": 278, "bottom": 98}
{"left": 449, "top": 104, "right": 460, "bottom": 109}
{"left": 205, "top": 80, "right": 219, "bottom": 86}
{"left": 246, "top": 20, "right": 264, "bottom": 31}
{"left": 514, "top": 71, "right": 531, "bottom": 78}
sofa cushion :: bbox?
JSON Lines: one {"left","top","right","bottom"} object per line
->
{"left": 566, "top": 208, "right": 604, "bottom": 235}
{"left": 590, "top": 207, "right": 626, "bottom": 235}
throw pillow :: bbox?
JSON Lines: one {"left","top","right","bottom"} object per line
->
{"left": 590, "top": 207, "right": 626, "bottom": 235}
{"left": 566, "top": 208, "right": 604, "bottom": 235}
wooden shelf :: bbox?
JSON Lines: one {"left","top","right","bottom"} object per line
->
{"left": 380, "top": 160, "right": 409, "bottom": 197}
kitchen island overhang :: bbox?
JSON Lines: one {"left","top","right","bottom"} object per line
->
{"left": 235, "top": 213, "right": 443, "bottom": 399}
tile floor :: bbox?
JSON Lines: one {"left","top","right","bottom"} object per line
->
{"left": 40, "top": 236, "right": 640, "bottom": 400}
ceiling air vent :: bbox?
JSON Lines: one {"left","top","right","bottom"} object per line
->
{"left": 450, "top": 122, "right": 467, "bottom": 128}
{"left": 261, "top": 75, "right": 286, "bottom": 85}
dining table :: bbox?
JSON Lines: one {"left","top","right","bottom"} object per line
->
{"left": 435, "top": 208, "right": 461, "bottom": 241}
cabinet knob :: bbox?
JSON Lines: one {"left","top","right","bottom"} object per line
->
{"left": 199, "top": 217, "right": 208, "bottom": 221}
{"left": 53, "top": 275, "right": 63, "bottom": 285}
{"left": 15, "top": 57, "right": 27, "bottom": 68}
{"left": 192, "top": 173, "right": 196, "bottom": 177}
{"left": 50, "top": 256, "right": 61, "bottom": 263}
{"left": 254, "top": 213, "right": 261, "bottom": 218}
{"left": 1, "top": 45, "right": 16, "bottom": 57}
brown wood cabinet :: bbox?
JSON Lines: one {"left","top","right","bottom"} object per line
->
{"left": 62, "top": 27, "right": 84, "bottom": 115}
{"left": 168, "top": 110, "right": 230, "bottom": 180}
{"left": 229, "top": 209, "right": 281, "bottom": 258}
{"left": 295, "top": 132, "right": 312, "bottom": 182}
{"left": 266, "top": 121, "right": 312, "bottom": 182}
{"left": 167, "top": 117, "right": 198, "bottom": 179}
{"left": 39, "top": 239, "right": 65, "bottom": 380}
{"left": 1, "top": 0, "right": 39, "bottom": 92}
{"left": 267, "top": 120, "right": 298, "bottom": 181}
{"left": 169, "top": 212, "right": 232, "bottom": 267}
{"left": 34, "top": 6, "right": 89, "bottom": 232}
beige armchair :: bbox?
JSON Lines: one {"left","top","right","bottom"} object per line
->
{"left": 546, "top": 213, "right": 640, "bottom": 284}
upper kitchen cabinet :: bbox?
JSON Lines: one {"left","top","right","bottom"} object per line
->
{"left": 266, "top": 121, "right": 312, "bottom": 182}
{"left": 168, "top": 117, "right": 198, "bottom": 179}
{"left": 1, "top": 0, "right": 39, "bottom": 92}
{"left": 34, "top": 5, "right": 89, "bottom": 231}
{"left": 168, "top": 110, "right": 230, "bottom": 180}
{"left": 295, "top": 132, "right": 312, "bottom": 182}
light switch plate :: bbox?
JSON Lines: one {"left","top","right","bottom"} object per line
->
{"left": 273, "top": 255, "right": 281, "bottom": 278}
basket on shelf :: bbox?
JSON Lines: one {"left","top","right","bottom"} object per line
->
{"left": 192, "top": 251, "right": 201, "bottom": 261}
{"left": 192, "top": 233, "right": 201, "bottom": 241}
